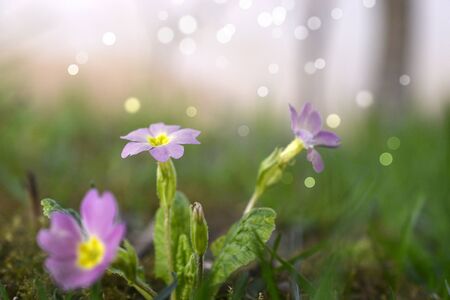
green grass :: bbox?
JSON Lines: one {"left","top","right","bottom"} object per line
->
{"left": 0, "top": 89, "right": 449, "bottom": 299}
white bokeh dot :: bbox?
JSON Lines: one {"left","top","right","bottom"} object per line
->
{"left": 67, "top": 64, "right": 79, "bottom": 76}
{"left": 124, "top": 97, "right": 141, "bottom": 114}
{"left": 257, "top": 86, "right": 269, "bottom": 98}
{"left": 186, "top": 106, "right": 197, "bottom": 117}
{"left": 314, "top": 58, "right": 326, "bottom": 70}
{"left": 294, "top": 26, "right": 309, "bottom": 40}
{"left": 216, "top": 24, "right": 235, "bottom": 44}
{"left": 157, "top": 27, "right": 174, "bottom": 44}
{"left": 237, "top": 125, "right": 250, "bottom": 137}
{"left": 102, "top": 32, "right": 116, "bottom": 46}
{"left": 239, "top": 0, "right": 252, "bottom": 10}
{"left": 356, "top": 90, "right": 374, "bottom": 108}
{"left": 326, "top": 114, "right": 341, "bottom": 128}
{"left": 179, "top": 38, "right": 196, "bottom": 56}
{"left": 178, "top": 15, "right": 197, "bottom": 34}
{"left": 399, "top": 74, "right": 411, "bottom": 86}
{"left": 304, "top": 61, "right": 316, "bottom": 74}
{"left": 272, "top": 6, "right": 287, "bottom": 26}
{"left": 307, "top": 16, "right": 322, "bottom": 30}
{"left": 363, "top": 0, "right": 376, "bottom": 8}
{"left": 268, "top": 63, "right": 279, "bottom": 74}
{"left": 331, "top": 8, "right": 343, "bottom": 20}
{"left": 257, "top": 12, "right": 273, "bottom": 28}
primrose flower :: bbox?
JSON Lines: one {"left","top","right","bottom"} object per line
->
{"left": 37, "top": 189, "right": 125, "bottom": 290}
{"left": 121, "top": 122, "right": 201, "bottom": 162}
{"left": 289, "top": 103, "right": 340, "bottom": 172}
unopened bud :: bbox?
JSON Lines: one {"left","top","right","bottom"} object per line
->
{"left": 190, "top": 202, "right": 208, "bottom": 256}
{"left": 279, "top": 138, "right": 304, "bottom": 164}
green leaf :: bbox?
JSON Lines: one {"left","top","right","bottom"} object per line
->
{"left": 210, "top": 235, "right": 226, "bottom": 258}
{"left": 210, "top": 208, "right": 276, "bottom": 287}
{"left": 109, "top": 240, "right": 141, "bottom": 282}
{"left": 175, "top": 235, "right": 198, "bottom": 299}
{"left": 34, "top": 279, "right": 49, "bottom": 300}
{"left": 40, "top": 198, "right": 81, "bottom": 224}
{"left": 175, "top": 234, "right": 193, "bottom": 275}
{"left": 154, "top": 191, "right": 191, "bottom": 283}
{"left": 0, "top": 282, "right": 9, "bottom": 300}
{"left": 109, "top": 240, "right": 156, "bottom": 300}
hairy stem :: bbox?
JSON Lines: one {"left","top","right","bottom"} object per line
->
{"left": 243, "top": 191, "right": 260, "bottom": 215}
{"left": 196, "top": 254, "right": 204, "bottom": 288}
{"left": 133, "top": 278, "right": 157, "bottom": 300}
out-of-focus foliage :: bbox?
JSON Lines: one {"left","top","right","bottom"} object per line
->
{"left": 1, "top": 86, "right": 449, "bottom": 298}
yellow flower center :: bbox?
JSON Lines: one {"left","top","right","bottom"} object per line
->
{"left": 77, "top": 236, "right": 105, "bottom": 270}
{"left": 148, "top": 134, "right": 170, "bottom": 147}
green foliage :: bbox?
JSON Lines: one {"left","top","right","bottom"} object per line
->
{"left": 210, "top": 235, "right": 226, "bottom": 258}
{"left": 154, "top": 192, "right": 191, "bottom": 283}
{"left": 40, "top": 198, "right": 80, "bottom": 223}
{"left": 1, "top": 93, "right": 450, "bottom": 299}
{"left": 109, "top": 240, "right": 142, "bottom": 284}
{"left": 175, "top": 235, "right": 196, "bottom": 300}
{"left": 109, "top": 240, "right": 156, "bottom": 299}
{"left": 210, "top": 208, "right": 276, "bottom": 286}
{"left": 0, "top": 282, "right": 9, "bottom": 300}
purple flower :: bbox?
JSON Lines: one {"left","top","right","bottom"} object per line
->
{"left": 120, "top": 122, "right": 201, "bottom": 162}
{"left": 37, "top": 189, "right": 125, "bottom": 290}
{"left": 289, "top": 103, "right": 340, "bottom": 173}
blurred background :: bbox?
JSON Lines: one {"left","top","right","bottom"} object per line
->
{"left": 1, "top": 0, "right": 449, "bottom": 298}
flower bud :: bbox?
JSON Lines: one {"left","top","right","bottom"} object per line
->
{"left": 190, "top": 202, "right": 208, "bottom": 256}
{"left": 279, "top": 138, "right": 304, "bottom": 164}
{"left": 156, "top": 160, "right": 177, "bottom": 208}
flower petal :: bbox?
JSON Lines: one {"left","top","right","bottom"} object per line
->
{"left": 170, "top": 128, "right": 201, "bottom": 145}
{"left": 120, "top": 128, "right": 150, "bottom": 142}
{"left": 313, "top": 131, "right": 341, "bottom": 147}
{"left": 305, "top": 110, "right": 322, "bottom": 135}
{"left": 167, "top": 143, "right": 185, "bottom": 159}
{"left": 289, "top": 104, "right": 299, "bottom": 133}
{"left": 298, "top": 102, "right": 313, "bottom": 126}
{"left": 80, "top": 189, "right": 118, "bottom": 239}
{"left": 149, "top": 123, "right": 180, "bottom": 136}
{"left": 307, "top": 148, "right": 324, "bottom": 173}
{"left": 103, "top": 223, "right": 126, "bottom": 262}
{"left": 37, "top": 212, "right": 82, "bottom": 259}
{"left": 150, "top": 145, "right": 170, "bottom": 162}
{"left": 45, "top": 258, "right": 104, "bottom": 290}
{"left": 121, "top": 142, "right": 152, "bottom": 158}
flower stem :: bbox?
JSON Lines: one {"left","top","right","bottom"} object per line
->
{"left": 132, "top": 278, "right": 157, "bottom": 300}
{"left": 196, "top": 254, "right": 204, "bottom": 288}
{"left": 243, "top": 191, "right": 260, "bottom": 215}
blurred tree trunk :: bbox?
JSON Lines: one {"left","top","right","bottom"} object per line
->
{"left": 377, "top": 0, "right": 411, "bottom": 112}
